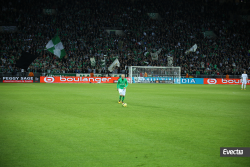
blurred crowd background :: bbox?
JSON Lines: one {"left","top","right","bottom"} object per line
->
{"left": 0, "top": 0, "right": 250, "bottom": 76}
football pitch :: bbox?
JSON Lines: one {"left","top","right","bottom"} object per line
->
{"left": 0, "top": 83, "right": 249, "bottom": 167}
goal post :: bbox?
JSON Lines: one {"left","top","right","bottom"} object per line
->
{"left": 128, "top": 66, "right": 181, "bottom": 84}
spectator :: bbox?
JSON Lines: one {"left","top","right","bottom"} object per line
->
{"left": 28, "top": 72, "right": 34, "bottom": 77}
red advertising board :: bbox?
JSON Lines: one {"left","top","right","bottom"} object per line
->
{"left": 204, "top": 78, "right": 250, "bottom": 85}
{"left": 40, "top": 76, "right": 120, "bottom": 83}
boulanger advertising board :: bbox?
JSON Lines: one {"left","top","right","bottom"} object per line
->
{"left": 40, "top": 76, "right": 120, "bottom": 83}
{"left": 204, "top": 78, "right": 250, "bottom": 85}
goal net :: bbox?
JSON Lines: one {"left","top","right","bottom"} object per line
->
{"left": 128, "top": 66, "right": 181, "bottom": 84}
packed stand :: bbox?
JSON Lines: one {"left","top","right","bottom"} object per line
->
{"left": 0, "top": 0, "right": 250, "bottom": 76}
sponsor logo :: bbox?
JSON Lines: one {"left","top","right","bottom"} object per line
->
{"left": 59, "top": 76, "right": 111, "bottom": 82}
{"left": 207, "top": 78, "right": 217, "bottom": 84}
{"left": 3, "top": 77, "right": 33, "bottom": 80}
{"left": 2, "top": 76, "right": 34, "bottom": 83}
{"left": 41, "top": 76, "right": 117, "bottom": 83}
{"left": 44, "top": 77, "right": 55, "bottom": 83}
{"left": 204, "top": 78, "right": 250, "bottom": 85}
{"left": 221, "top": 79, "right": 250, "bottom": 84}
{"left": 3, "top": 80, "right": 33, "bottom": 83}
{"left": 138, "top": 77, "right": 145, "bottom": 81}
{"left": 223, "top": 149, "right": 243, "bottom": 155}
{"left": 182, "top": 78, "right": 196, "bottom": 84}
{"left": 220, "top": 147, "right": 250, "bottom": 157}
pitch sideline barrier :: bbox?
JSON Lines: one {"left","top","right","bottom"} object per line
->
{"left": 1, "top": 76, "right": 249, "bottom": 85}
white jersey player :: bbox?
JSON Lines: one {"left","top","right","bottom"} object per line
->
{"left": 241, "top": 71, "right": 248, "bottom": 90}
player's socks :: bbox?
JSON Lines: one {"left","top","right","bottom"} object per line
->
{"left": 122, "top": 96, "right": 124, "bottom": 103}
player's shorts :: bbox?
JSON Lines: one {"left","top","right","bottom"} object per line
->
{"left": 119, "top": 88, "right": 126, "bottom": 96}
{"left": 242, "top": 80, "right": 247, "bottom": 84}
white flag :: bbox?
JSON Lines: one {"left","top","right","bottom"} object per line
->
{"left": 45, "top": 35, "right": 66, "bottom": 58}
{"left": 156, "top": 48, "right": 162, "bottom": 54}
{"left": 90, "top": 57, "right": 96, "bottom": 66}
{"left": 101, "top": 59, "right": 105, "bottom": 67}
{"left": 151, "top": 52, "right": 158, "bottom": 60}
{"left": 151, "top": 48, "right": 162, "bottom": 60}
{"left": 108, "top": 58, "right": 120, "bottom": 72}
{"left": 185, "top": 44, "right": 197, "bottom": 54}
{"left": 144, "top": 52, "right": 150, "bottom": 56}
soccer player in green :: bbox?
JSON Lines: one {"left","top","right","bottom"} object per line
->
{"left": 117, "top": 74, "right": 128, "bottom": 104}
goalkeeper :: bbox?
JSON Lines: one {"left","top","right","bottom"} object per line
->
{"left": 117, "top": 74, "right": 128, "bottom": 104}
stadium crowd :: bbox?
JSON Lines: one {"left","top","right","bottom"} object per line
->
{"left": 0, "top": 0, "right": 250, "bottom": 75}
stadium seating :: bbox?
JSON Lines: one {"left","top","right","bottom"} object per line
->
{"left": 0, "top": 0, "right": 249, "bottom": 77}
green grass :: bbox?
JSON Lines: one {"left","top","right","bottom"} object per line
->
{"left": 0, "top": 83, "right": 249, "bottom": 167}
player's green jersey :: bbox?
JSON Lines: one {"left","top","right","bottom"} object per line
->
{"left": 117, "top": 78, "right": 128, "bottom": 89}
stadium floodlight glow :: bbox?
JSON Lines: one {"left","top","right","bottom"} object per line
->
{"left": 128, "top": 66, "right": 181, "bottom": 84}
